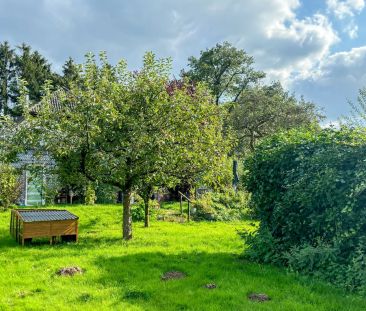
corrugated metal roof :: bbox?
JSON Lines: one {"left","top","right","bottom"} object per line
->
{"left": 18, "top": 210, "right": 78, "bottom": 222}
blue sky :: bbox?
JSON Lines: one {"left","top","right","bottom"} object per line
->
{"left": 0, "top": 0, "right": 365, "bottom": 121}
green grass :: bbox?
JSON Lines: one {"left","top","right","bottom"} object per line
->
{"left": 0, "top": 204, "right": 364, "bottom": 310}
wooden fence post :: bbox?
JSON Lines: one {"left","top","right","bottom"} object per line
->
{"left": 187, "top": 200, "right": 190, "bottom": 222}
{"left": 180, "top": 195, "right": 183, "bottom": 215}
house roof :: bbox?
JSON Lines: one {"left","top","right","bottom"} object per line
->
{"left": 14, "top": 151, "right": 54, "bottom": 167}
{"left": 30, "top": 89, "right": 75, "bottom": 115}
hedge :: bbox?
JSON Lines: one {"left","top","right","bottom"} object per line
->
{"left": 242, "top": 128, "right": 366, "bottom": 293}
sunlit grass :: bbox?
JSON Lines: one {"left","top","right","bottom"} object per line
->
{"left": 0, "top": 204, "right": 364, "bottom": 310}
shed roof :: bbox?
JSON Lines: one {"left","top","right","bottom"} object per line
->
{"left": 17, "top": 209, "right": 78, "bottom": 222}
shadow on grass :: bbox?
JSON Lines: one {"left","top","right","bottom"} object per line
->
{"left": 92, "top": 251, "right": 360, "bottom": 311}
{"left": 0, "top": 231, "right": 124, "bottom": 251}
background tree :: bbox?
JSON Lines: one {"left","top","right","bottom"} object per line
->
{"left": 184, "top": 42, "right": 265, "bottom": 189}
{"left": 0, "top": 41, "right": 17, "bottom": 115}
{"left": 12, "top": 43, "right": 59, "bottom": 115}
{"left": 183, "top": 42, "right": 265, "bottom": 105}
{"left": 61, "top": 57, "right": 81, "bottom": 89}
{"left": 17, "top": 52, "right": 227, "bottom": 240}
{"left": 229, "top": 82, "right": 322, "bottom": 155}
{"left": 343, "top": 86, "right": 366, "bottom": 127}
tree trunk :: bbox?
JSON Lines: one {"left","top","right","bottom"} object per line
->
{"left": 122, "top": 190, "right": 132, "bottom": 240}
{"left": 232, "top": 159, "right": 239, "bottom": 192}
{"left": 144, "top": 196, "right": 149, "bottom": 228}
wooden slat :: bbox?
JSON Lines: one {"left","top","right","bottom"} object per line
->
{"left": 22, "top": 220, "right": 77, "bottom": 239}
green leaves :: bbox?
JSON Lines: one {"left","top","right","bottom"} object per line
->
{"left": 0, "top": 163, "right": 20, "bottom": 209}
{"left": 243, "top": 127, "right": 366, "bottom": 292}
{"left": 184, "top": 42, "right": 265, "bottom": 105}
{"left": 228, "top": 82, "right": 322, "bottom": 155}
{"left": 14, "top": 51, "right": 229, "bottom": 237}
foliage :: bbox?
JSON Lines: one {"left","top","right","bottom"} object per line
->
{"left": 0, "top": 41, "right": 17, "bottom": 115}
{"left": 12, "top": 43, "right": 59, "bottom": 116}
{"left": 0, "top": 163, "right": 20, "bottom": 209}
{"left": 131, "top": 199, "right": 159, "bottom": 222}
{"left": 183, "top": 41, "right": 265, "bottom": 105}
{"left": 0, "top": 115, "right": 17, "bottom": 162}
{"left": 243, "top": 127, "right": 366, "bottom": 292}
{"left": 95, "top": 183, "right": 117, "bottom": 204}
{"left": 228, "top": 82, "right": 323, "bottom": 155}
{"left": 194, "top": 189, "right": 250, "bottom": 221}
{"left": 0, "top": 205, "right": 365, "bottom": 310}
{"left": 343, "top": 86, "right": 366, "bottom": 127}
{"left": 240, "top": 226, "right": 281, "bottom": 264}
{"left": 60, "top": 57, "right": 81, "bottom": 89}
{"left": 15, "top": 51, "right": 228, "bottom": 239}
{"left": 84, "top": 183, "right": 96, "bottom": 205}
{"left": 0, "top": 41, "right": 80, "bottom": 116}
{"left": 31, "top": 172, "right": 61, "bottom": 205}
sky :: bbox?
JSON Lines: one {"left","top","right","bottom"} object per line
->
{"left": 0, "top": 0, "right": 365, "bottom": 122}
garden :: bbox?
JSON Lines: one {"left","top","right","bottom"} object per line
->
{"left": 0, "top": 41, "right": 365, "bottom": 310}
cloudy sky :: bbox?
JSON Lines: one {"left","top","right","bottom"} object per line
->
{"left": 1, "top": 0, "right": 365, "bottom": 121}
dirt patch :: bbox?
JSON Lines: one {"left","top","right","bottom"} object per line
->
{"left": 161, "top": 271, "right": 186, "bottom": 281}
{"left": 248, "top": 293, "right": 270, "bottom": 302}
{"left": 56, "top": 266, "right": 84, "bottom": 276}
{"left": 204, "top": 283, "right": 217, "bottom": 289}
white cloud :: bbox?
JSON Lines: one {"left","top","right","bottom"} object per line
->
{"left": 319, "top": 46, "right": 366, "bottom": 83}
{"left": 326, "top": 0, "right": 365, "bottom": 38}
{"left": 326, "top": 0, "right": 365, "bottom": 19}
{"left": 345, "top": 21, "right": 359, "bottom": 38}
{"left": 261, "top": 13, "right": 339, "bottom": 83}
{"left": 0, "top": 0, "right": 364, "bottom": 119}
{"left": 158, "top": 0, "right": 339, "bottom": 86}
{"left": 292, "top": 46, "right": 366, "bottom": 119}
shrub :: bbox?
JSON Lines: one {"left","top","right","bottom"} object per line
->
{"left": 131, "top": 197, "right": 159, "bottom": 222}
{"left": 243, "top": 128, "right": 366, "bottom": 292}
{"left": 0, "top": 163, "right": 21, "bottom": 210}
{"left": 240, "top": 226, "right": 283, "bottom": 265}
{"left": 85, "top": 183, "right": 97, "bottom": 205}
{"left": 194, "top": 189, "right": 250, "bottom": 221}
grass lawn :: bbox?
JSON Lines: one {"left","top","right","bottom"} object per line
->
{"left": 0, "top": 205, "right": 365, "bottom": 310}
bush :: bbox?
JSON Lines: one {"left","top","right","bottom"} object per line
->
{"left": 243, "top": 128, "right": 366, "bottom": 292}
{"left": 85, "top": 183, "right": 97, "bottom": 205}
{"left": 131, "top": 198, "right": 159, "bottom": 222}
{"left": 194, "top": 189, "right": 250, "bottom": 221}
{"left": 0, "top": 163, "right": 21, "bottom": 210}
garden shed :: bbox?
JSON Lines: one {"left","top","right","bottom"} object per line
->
{"left": 10, "top": 209, "right": 79, "bottom": 246}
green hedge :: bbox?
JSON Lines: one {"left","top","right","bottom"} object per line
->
{"left": 243, "top": 128, "right": 366, "bottom": 293}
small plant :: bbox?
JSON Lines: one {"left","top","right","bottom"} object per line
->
{"left": 84, "top": 183, "right": 97, "bottom": 205}
{"left": 131, "top": 197, "right": 158, "bottom": 221}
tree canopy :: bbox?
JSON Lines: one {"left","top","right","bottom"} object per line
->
{"left": 15, "top": 52, "right": 228, "bottom": 239}
{"left": 183, "top": 42, "right": 265, "bottom": 105}
{"left": 228, "top": 82, "right": 323, "bottom": 154}
{"left": 343, "top": 86, "right": 366, "bottom": 127}
{"left": 0, "top": 42, "right": 17, "bottom": 115}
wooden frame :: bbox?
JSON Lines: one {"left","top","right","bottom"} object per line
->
{"left": 10, "top": 209, "right": 79, "bottom": 246}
